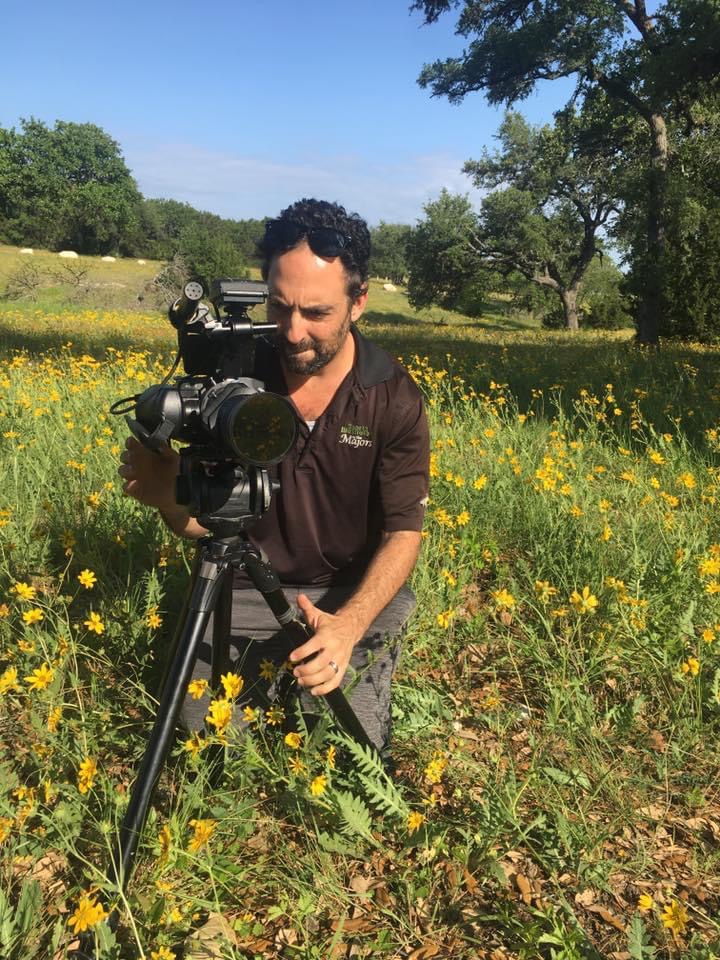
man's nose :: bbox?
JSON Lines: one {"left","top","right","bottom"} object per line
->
{"left": 281, "top": 309, "right": 307, "bottom": 344}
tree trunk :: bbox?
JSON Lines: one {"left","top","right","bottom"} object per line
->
{"left": 635, "top": 111, "right": 668, "bottom": 345}
{"left": 561, "top": 287, "right": 580, "bottom": 331}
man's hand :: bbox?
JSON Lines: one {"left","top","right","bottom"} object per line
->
{"left": 290, "top": 594, "right": 360, "bottom": 696}
{"left": 118, "top": 436, "right": 180, "bottom": 510}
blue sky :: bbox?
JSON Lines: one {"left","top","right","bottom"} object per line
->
{"left": 2, "top": 0, "right": 574, "bottom": 225}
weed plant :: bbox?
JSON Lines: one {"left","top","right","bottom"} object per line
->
{"left": 0, "top": 288, "right": 719, "bottom": 959}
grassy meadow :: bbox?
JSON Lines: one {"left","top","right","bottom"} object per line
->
{"left": 0, "top": 250, "right": 720, "bottom": 959}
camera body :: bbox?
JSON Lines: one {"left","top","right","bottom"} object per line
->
{"left": 115, "top": 279, "right": 297, "bottom": 533}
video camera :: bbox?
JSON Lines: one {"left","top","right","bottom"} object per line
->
{"left": 111, "top": 278, "right": 297, "bottom": 533}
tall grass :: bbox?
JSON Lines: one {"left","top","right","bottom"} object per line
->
{"left": 0, "top": 288, "right": 719, "bottom": 959}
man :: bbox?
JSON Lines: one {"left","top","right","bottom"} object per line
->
{"left": 118, "top": 198, "right": 429, "bottom": 758}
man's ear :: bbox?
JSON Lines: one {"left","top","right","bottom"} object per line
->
{"left": 351, "top": 285, "right": 369, "bottom": 323}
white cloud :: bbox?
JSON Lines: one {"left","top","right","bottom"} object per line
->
{"left": 122, "top": 139, "right": 485, "bottom": 226}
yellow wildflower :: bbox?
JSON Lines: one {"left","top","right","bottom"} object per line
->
{"left": 698, "top": 556, "right": 720, "bottom": 578}
{"left": 206, "top": 698, "right": 233, "bottom": 734}
{"left": 661, "top": 900, "right": 689, "bottom": 935}
{"left": 681, "top": 657, "right": 700, "bottom": 677}
{"left": 12, "top": 581, "right": 36, "bottom": 601}
{"left": 151, "top": 947, "right": 176, "bottom": 960}
{"left": 284, "top": 731, "right": 302, "bottom": 749}
{"left": 407, "top": 811, "right": 426, "bottom": 834}
{"left": 424, "top": 753, "right": 448, "bottom": 785}
{"left": 184, "top": 733, "right": 204, "bottom": 757}
{"left": 310, "top": 774, "right": 328, "bottom": 796}
{"left": 158, "top": 825, "right": 172, "bottom": 863}
{"left": 47, "top": 706, "right": 62, "bottom": 732}
{"left": 569, "top": 586, "right": 598, "bottom": 615}
{"left": 437, "top": 608, "right": 455, "bottom": 628}
{"left": 68, "top": 893, "right": 108, "bottom": 933}
{"left": 0, "top": 666, "right": 20, "bottom": 694}
{"left": 188, "top": 818, "right": 216, "bottom": 852}
{"left": 220, "top": 672, "right": 244, "bottom": 700}
{"left": 187, "top": 678, "right": 208, "bottom": 700}
{"left": 25, "top": 663, "right": 54, "bottom": 691}
{"left": 492, "top": 588, "right": 516, "bottom": 610}
{"left": 77, "top": 757, "right": 98, "bottom": 794}
{"left": 534, "top": 580, "right": 558, "bottom": 602}
{"left": 22, "top": 608, "right": 44, "bottom": 625}
{"left": 637, "top": 893, "right": 655, "bottom": 912}
{"left": 289, "top": 755, "right": 306, "bottom": 776}
{"left": 678, "top": 472, "right": 696, "bottom": 489}
{"left": 78, "top": 569, "right": 97, "bottom": 589}
{"left": 84, "top": 612, "right": 105, "bottom": 634}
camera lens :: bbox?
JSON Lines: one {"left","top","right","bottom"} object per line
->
{"left": 220, "top": 392, "right": 297, "bottom": 465}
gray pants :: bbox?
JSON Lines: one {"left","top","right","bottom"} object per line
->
{"left": 182, "top": 583, "right": 416, "bottom": 754}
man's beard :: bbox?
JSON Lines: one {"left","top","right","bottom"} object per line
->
{"left": 276, "top": 311, "right": 352, "bottom": 375}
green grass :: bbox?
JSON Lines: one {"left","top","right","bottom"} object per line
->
{"left": 0, "top": 269, "right": 719, "bottom": 958}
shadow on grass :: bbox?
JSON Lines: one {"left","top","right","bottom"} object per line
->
{"left": 362, "top": 307, "right": 537, "bottom": 333}
{"left": 4, "top": 306, "right": 720, "bottom": 447}
{"left": 359, "top": 317, "right": 720, "bottom": 447}
{"left": 0, "top": 316, "right": 172, "bottom": 360}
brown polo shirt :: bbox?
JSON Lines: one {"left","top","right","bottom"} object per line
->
{"left": 234, "top": 325, "right": 429, "bottom": 589}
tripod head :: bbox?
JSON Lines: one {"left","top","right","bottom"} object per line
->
{"left": 111, "top": 279, "right": 298, "bottom": 534}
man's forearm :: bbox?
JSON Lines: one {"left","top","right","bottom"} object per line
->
{"left": 159, "top": 506, "right": 209, "bottom": 540}
{"left": 336, "top": 530, "right": 422, "bottom": 640}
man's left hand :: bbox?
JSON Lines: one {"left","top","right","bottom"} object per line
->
{"left": 290, "top": 594, "right": 359, "bottom": 695}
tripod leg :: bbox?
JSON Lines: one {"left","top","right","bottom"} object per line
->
{"left": 113, "top": 546, "right": 229, "bottom": 901}
{"left": 206, "top": 565, "right": 234, "bottom": 785}
{"left": 71, "top": 549, "right": 229, "bottom": 960}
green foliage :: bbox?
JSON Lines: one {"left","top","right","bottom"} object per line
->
{"left": 0, "top": 118, "right": 142, "bottom": 255}
{"left": 369, "top": 222, "right": 412, "bottom": 283}
{"left": 406, "top": 189, "right": 490, "bottom": 312}
{"left": 411, "top": 0, "right": 720, "bottom": 342}
{"left": 657, "top": 99, "right": 720, "bottom": 340}
{"left": 139, "top": 198, "right": 264, "bottom": 271}
{"left": 542, "top": 257, "right": 632, "bottom": 330}
{"left": 176, "top": 221, "right": 248, "bottom": 287}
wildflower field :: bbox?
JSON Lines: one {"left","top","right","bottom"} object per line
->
{"left": 1, "top": 274, "right": 720, "bottom": 959}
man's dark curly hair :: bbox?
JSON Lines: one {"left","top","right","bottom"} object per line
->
{"left": 258, "top": 198, "right": 371, "bottom": 301}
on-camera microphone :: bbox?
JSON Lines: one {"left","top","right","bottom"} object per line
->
{"left": 169, "top": 280, "right": 205, "bottom": 328}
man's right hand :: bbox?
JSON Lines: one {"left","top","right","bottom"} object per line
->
{"left": 118, "top": 436, "right": 180, "bottom": 511}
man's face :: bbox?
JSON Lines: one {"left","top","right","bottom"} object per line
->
{"left": 266, "top": 241, "right": 366, "bottom": 376}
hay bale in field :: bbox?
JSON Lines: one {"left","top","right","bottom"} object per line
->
{"left": 101, "top": 255, "right": 116, "bottom": 262}
{"left": 58, "top": 250, "right": 79, "bottom": 258}
{"left": 383, "top": 282, "right": 397, "bottom": 292}
{"left": 20, "top": 248, "right": 34, "bottom": 255}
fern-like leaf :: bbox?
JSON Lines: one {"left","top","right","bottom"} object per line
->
{"left": 334, "top": 789, "right": 375, "bottom": 842}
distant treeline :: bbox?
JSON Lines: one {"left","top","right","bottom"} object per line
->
{"left": 0, "top": 118, "right": 411, "bottom": 289}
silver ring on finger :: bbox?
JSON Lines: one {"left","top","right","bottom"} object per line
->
{"left": 328, "top": 659, "right": 339, "bottom": 675}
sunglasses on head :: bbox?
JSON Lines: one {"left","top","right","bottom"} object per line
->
{"left": 264, "top": 219, "right": 353, "bottom": 258}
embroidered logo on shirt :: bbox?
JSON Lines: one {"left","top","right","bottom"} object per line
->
{"left": 338, "top": 423, "right": 374, "bottom": 448}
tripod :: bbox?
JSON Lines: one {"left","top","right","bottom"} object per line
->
{"left": 72, "top": 529, "right": 374, "bottom": 959}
